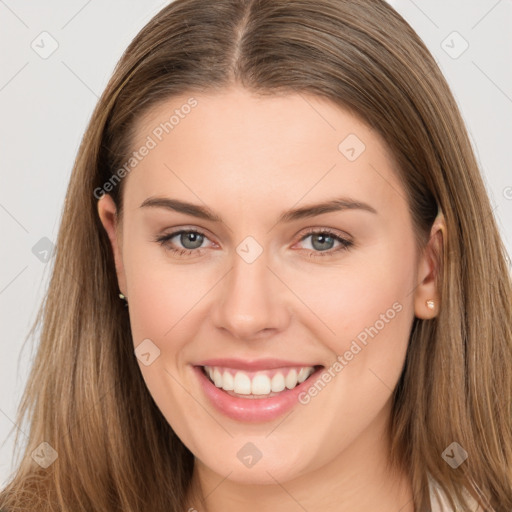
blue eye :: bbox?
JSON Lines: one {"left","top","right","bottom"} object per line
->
{"left": 155, "top": 229, "right": 209, "bottom": 257}
{"left": 297, "top": 229, "right": 353, "bottom": 258}
{"left": 155, "top": 228, "right": 353, "bottom": 258}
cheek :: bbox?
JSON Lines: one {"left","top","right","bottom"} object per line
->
{"left": 122, "top": 235, "right": 213, "bottom": 347}
{"left": 326, "top": 243, "right": 417, "bottom": 414}
{"left": 277, "top": 240, "right": 416, "bottom": 359}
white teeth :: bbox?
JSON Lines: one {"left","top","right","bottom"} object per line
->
{"left": 297, "top": 367, "right": 310, "bottom": 383}
{"left": 222, "top": 371, "right": 234, "bottom": 391}
{"left": 271, "top": 372, "right": 286, "bottom": 392}
{"left": 285, "top": 369, "right": 298, "bottom": 389}
{"left": 204, "top": 365, "right": 316, "bottom": 396}
{"left": 213, "top": 368, "right": 223, "bottom": 387}
{"left": 251, "top": 374, "right": 271, "bottom": 395}
{"left": 233, "top": 372, "right": 251, "bottom": 394}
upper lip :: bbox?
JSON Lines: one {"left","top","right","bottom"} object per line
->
{"left": 194, "top": 358, "right": 323, "bottom": 371}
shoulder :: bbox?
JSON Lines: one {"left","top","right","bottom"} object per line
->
{"left": 428, "top": 474, "right": 483, "bottom": 511}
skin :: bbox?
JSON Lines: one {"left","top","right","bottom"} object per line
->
{"left": 98, "top": 85, "right": 445, "bottom": 512}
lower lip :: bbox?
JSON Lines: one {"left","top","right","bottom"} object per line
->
{"left": 193, "top": 365, "right": 324, "bottom": 423}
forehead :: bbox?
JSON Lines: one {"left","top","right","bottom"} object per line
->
{"left": 123, "top": 86, "right": 405, "bottom": 217}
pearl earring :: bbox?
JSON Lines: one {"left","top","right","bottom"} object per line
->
{"left": 426, "top": 299, "right": 435, "bottom": 310}
{"left": 119, "top": 292, "right": 128, "bottom": 307}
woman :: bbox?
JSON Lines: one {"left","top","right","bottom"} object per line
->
{"left": 1, "top": 0, "right": 511, "bottom": 510}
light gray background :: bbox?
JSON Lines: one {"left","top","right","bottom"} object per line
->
{"left": 1, "top": 0, "right": 511, "bottom": 486}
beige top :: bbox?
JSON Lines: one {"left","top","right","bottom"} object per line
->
{"left": 428, "top": 474, "right": 485, "bottom": 511}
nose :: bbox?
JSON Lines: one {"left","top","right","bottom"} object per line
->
{"left": 211, "top": 249, "right": 292, "bottom": 340}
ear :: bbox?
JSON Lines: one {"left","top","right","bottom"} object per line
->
{"left": 97, "top": 194, "right": 127, "bottom": 297}
{"left": 414, "top": 209, "right": 445, "bottom": 319}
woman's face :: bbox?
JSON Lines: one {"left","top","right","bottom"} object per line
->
{"left": 99, "top": 86, "right": 439, "bottom": 486}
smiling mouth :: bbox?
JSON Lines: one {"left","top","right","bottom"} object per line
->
{"left": 201, "top": 364, "right": 324, "bottom": 399}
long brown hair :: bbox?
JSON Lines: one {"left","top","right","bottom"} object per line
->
{"left": 1, "top": 1, "right": 511, "bottom": 510}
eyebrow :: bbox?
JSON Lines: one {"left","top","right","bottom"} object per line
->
{"left": 139, "top": 196, "right": 377, "bottom": 223}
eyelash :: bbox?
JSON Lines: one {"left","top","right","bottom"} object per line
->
{"left": 154, "top": 228, "right": 353, "bottom": 259}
